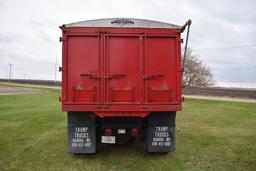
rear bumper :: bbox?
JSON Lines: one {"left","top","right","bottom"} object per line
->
{"left": 62, "top": 104, "right": 181, "bottom": 117}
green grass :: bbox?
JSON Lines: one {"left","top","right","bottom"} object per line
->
{"left": 0, "top": 90, "right": 255, "bottom": 171}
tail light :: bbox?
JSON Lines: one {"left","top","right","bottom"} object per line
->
{"left": 131, "top": 128, "right": 139, "bottom": 137}
{"left": 105, "top": 128, "right": 112, "bottom": 136}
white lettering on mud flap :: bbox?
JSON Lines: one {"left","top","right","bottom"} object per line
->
{"left": 152, "top": 126, "right": 171, "bottom": 147}
{"left": 71, "top": 127, "right": 92, "bottom": 148}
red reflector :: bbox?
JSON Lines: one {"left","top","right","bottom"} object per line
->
{"left": 131, "top": 128, "right": 139, "bottom": 137}
{"left": 105, "top": 129, "right": 112, "bottom": 136}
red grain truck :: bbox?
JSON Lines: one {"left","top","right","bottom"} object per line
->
{"left": 60, "top": 18, "right": 191, "bottom": 153}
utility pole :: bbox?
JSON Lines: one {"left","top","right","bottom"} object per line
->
{"left": 9, "top": 64, "right": 13, "bottom": 82}
{"left": 5, "top": 68, "right": 8, "bottom": 79}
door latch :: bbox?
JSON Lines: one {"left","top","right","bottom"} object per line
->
{"left": 80, "top": 73, "right": 100, "bottom": 79}
{"left": 106, "top": 74, "right": 126, "bottom": 79}
{"left": 144, "top": 72, "right": 164, "bottom": 80}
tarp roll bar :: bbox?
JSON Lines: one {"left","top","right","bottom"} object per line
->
{"left": 181, "top": 19, "right": 192, "bottom": 74}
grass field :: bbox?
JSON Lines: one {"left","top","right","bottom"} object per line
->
{"left": 0, "top": 89, "right": 255, "bottom": 171}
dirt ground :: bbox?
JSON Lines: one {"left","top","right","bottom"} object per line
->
{"left": 0, "top": 85, "right": 44, "bottom": 95}
{"left": 183, "top": 87, "right": 256, "bottom": 99}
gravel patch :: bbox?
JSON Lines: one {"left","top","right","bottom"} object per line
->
{"left": 0, "top": 85, "right": 44, "bottom": 95}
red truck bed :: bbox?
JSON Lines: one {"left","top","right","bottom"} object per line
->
{"left": 61, "top": 19, "right": 182, "bottom": 118}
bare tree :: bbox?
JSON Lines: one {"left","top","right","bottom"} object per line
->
{"left": 183, "top": 48, "right": 214, "bottom": 87}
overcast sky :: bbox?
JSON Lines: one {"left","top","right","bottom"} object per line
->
{"left": 0, "top": 0, "right": 255, "bottom": 86}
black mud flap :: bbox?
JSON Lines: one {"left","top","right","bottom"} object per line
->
{"left": 145, "top": 112, "right": 176, "bottom": 153}
{"left": 67, "top": 112, "right": 96, "bottom": 154}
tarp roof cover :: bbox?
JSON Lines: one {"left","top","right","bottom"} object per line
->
{"left": 63, "top": 18, "right": 181, "bottom": 29}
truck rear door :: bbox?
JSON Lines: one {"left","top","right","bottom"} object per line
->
{"left": 66, "top": 35, "right": 100, "bottom": 104}
{"left": 64, "top": 31, "right": 179, "bottom": 106}
{"left": 144, "top": 36, "right": 178, "bottom": 104}
{"left": 105, "top": 34, "right": 141, "bottom": 104}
